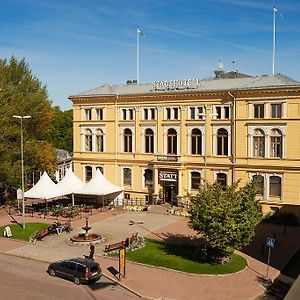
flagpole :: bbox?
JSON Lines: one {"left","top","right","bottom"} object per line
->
{"left": 272, "top": 7, "right": 276, "bottom": 75}
{"left": 137, "top": 27, "right": 140, "bottom": 83}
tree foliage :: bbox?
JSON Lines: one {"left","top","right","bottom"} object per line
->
{"left": 188, "top": 181, "right": 261, "bottom": 260}
{"left": 0, "top": 57, "right": 57, "bottom": 200}
{"left": 47, "top": 106, "right": 73, "bottom": 153}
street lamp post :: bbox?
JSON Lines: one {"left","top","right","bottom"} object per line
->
{"left": 13, "top": 115, "right": 31, "bottom": 229}
{"left": 199, "top": 106, "right": 218, "bottom": 184}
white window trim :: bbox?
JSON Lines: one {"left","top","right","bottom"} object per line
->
{"left": 120, "top": 125, "right": 135, "bottom": 153}
{"left": 142, "top": 107, "right": 157, "bottom": 120}
{"left": 80, "top": 125, "right": 106, "bottom": 152}
{"left": 213, "top": 170, "right": 229, "bottom": 185}
{"left": 187, "top": 125, "right": 205, "bottom": 155}
{"left": 247, "top": 124, "right": 286, "bottom": 158}
{"left": 248, "top": 99, "right": 286, "bottom": 119}
{"left": 212, "top": 125, "right": 231, "bottom": 156}
{"left": 213, "top": 105, "right": 231, "bottom": 120}
{"left": 121, "top": 166, "right": 132, "bottom": 188}
{"left": 188, "top": 106, "right": 205, "bottom": 120}
{"left": 95, "top": 107, "right": 105, "bottom": 120}
{"left": 164, "top": 107, "right": 180, "bottom": 120}
{"left": 120, "top": 108, "right": 135, "bottom": 121}
{"left": 141, "top": 126, "right": 156, "bottom": 153}
{"left": 188, "top": 169, "right": 202, "bottom": 192}
{"left": 163, "top": 125, "right": 180, "bottom": 155}
{"left": 248, "top": 172, "right": 283, "bottom": 202}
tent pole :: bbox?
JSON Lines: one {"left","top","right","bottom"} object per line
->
{"left": 102, "top": 194, "right": 104, "bottom": 211}
{"left": 72, "top": 193, "right": 75, "bottom": 206}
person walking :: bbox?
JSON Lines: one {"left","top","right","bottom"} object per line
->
{"left": 88, "top": 244, "right": 95, "bottom": 260}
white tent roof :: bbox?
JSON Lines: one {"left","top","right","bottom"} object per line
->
{"left": 56, "top": 169, "right": 85, "bottom": 195}
{"left": 24, "top": 171, "right": 64, "bottom": 200}
{"left": 74, "top": 169, "right": 123, "bottom": 196}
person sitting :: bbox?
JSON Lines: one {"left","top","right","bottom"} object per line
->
{"left": 55, "top": 222, "right": 63, "bottom": 235}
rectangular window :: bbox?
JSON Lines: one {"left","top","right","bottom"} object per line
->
{"left": 129, "top": 109, "right": 134, "bottom": 120}
{"left": 85, "top": 109, "right": 92, "bottom": 120}
{"left": 173, "top": 108, "right": 179, "bottom": 120}
{"left": 144, "top": 108, "right": 148, "bottom": 120}
{"left": 122, "top": 108, "right": 134, "bottom": 120}
{"left": 189, "top": 106, "right": 204, "bottom": 119}
{"left": 150, "top": 108, "right": 155, "bottom": 120}
{"left": 143, "top": 108, "right": 156, "bottom": 120}
{"left": 165, "top": 107, "right": 180, "bottom": 120}
{"left": 122, "top": 109, "right": 127, "bottom": 120}
{"left": 254, "top": 104, "right": 264, "bottom": 119}
{"left": 166, "top": 108, "right": 171, "bottom": 120}
{"left": 271, "top": 104, "right": 282, "bottom": 118}
{"left": 96, "top": 108, "right": 103, "bottom": 120}
{"left": 190, "top": 107, "right": 195, "bottom": 119}
{"left": 224, "top": 106, "right": 230, "bottom": 119}
{"left": 216, "top": 107, "right": 222, "bottom": 119}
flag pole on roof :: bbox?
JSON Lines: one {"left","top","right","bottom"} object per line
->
{"left": 137, "top": 26, "right": 145, "bottom": 84}
{"left": 273, "top": 6, "right": 280, "bottom": 75}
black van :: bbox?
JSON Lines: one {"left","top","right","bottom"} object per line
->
{"left": 48, "top": 257, "right": 102, "bottom": 285}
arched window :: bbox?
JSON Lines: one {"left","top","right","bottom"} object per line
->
{"left": 167, "top": 128, "right": 177, "bottom": 155}
{"left": 124, "top": 129, "right": 132, "bottom": 152}
{"left": 191, "top": 128, "right": 202, "bottom": 155}
{"left": 253, "top": 175, "right": 264, "bottom": 195}
{"left": 270, "top": 176, "right": 281, "bottom": 197}
{"left": 217, "top": 128, "right": 228, "bottom": 155}
{"left": 144, "top": 168, "right": 153, "bottom": 187}
{"left": 270, "top": 129, "right": 282, "bottom": 158}
{"left": 191, "top": 171, "right": 201, "bottom": 189}
{"left": 253, "top": 129, "right": 265, "bottom": 157}
{"left": 145, "top": 129, "right": 154, "bottom": 153}
{"left": 96, "top": 129, "right": 104, "bottom": 152}
{"left": 85, "top": 166, "right": 92, "bottom": 182}
{"left": 216, "top": 173, "right": 227, "bottom": 188}
{"left": 123, "top": 168, "right": 132, "bottom": 186}
{"left": 85, "top": 129, "right": 92, "bottom": 151}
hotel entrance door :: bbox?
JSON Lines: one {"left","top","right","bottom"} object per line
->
{"left": 159, "top": 170, "right": 178, "bottom": 205}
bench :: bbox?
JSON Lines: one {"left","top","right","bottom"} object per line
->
{"left": 104, "top": 241, "right": 125, "bottom": 253}
{"left": 35, "top": 229, "right": 49, "bottom": 240}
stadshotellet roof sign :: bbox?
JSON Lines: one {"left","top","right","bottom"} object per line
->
{"left": 152, "top": 78, "right": 200, "bottom": 91}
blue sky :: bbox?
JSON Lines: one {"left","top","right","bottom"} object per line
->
{"left": 1, "top": 0, "right": 300, "bottom": 110}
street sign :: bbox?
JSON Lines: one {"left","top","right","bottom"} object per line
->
{"left": 266, "top": 237, "right": 276, "bottom": 248}
{"left": 17, "top": 189, "right": 23, "bottom": 200}
{"left": 118, "top": 247, "right": 126, "bottom": 279}
{"left": 119, "top": 248, "right": 125, "bottom": 268}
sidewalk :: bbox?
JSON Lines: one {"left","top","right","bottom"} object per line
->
{"left": 0, "top": 206, "right": 299, "bottom": 300}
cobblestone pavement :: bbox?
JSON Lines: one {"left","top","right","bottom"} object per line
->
{"left": 0, "top": 206, "right": 299, "bottom": 300}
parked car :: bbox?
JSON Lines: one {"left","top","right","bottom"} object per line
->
{"left": 47, "top": 257, "right": 102, "bottom": 285}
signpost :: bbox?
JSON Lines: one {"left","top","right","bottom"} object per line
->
{"left": 119, "top": 247, "right": 126, "bottom": 279}
{"left": 104, "top": 241, "right": 126, "bottom": 280}
{"left": 266, "top": 237, "right": 276, "bottom": 278}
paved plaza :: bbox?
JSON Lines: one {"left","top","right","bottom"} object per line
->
{"left": 0, "top": 206, "right": 299, "bottom": 300}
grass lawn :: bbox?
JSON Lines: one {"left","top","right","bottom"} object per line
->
{"left": 0, "top": 223, "right": 49, "bottom": 242}
{"left": 123, "top": 238, "right": 247, "bottom": 275}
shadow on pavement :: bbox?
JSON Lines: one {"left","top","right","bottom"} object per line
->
{"left": 241, "top": 222, "right": 300, "bottom": 271}
{"left": 107, "top": 266, "right": 119, "bottom": 279}
{"left": 88, "top": 280, "right": 117, "bottom": 291}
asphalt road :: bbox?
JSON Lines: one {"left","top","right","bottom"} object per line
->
{"left": 0, "top": 253, "right": 142, "bottom": 300}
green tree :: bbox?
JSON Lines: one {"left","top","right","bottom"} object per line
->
{"left": 47, "top": 106, "right": 73, "bottom": 153}
{"left": 0, "top": 57, "right": 57, "bottom": 202}
{"left": 188, "top": 181, "right": 261, "bottom": 261}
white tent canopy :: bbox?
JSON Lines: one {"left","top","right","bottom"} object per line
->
{"left": 75, "top": 169, "right": 123, "bottom": 196}
{"left": 56, "top": 169, "right": 85, "bottom": 195}
{"left": 24, "top": 171, "right": 64, "bottom": 200}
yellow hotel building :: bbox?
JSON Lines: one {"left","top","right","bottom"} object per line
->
{"left": 69, "top": 72, "right": 300, "bottom": 215}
